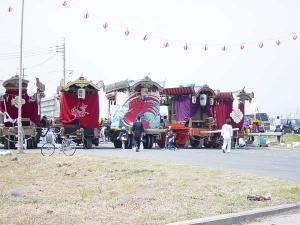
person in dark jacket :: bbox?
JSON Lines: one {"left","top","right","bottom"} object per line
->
{"left": 132, "top": 115, "right": 144, "bottom": 152}
{"left": 40, "top": 116, "right": 49, "bottom": 128}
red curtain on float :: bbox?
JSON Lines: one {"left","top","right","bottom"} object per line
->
{"left": 60, "top": 92, "right": 99, "bottom": 128}
{"left": 213, "top": 102, "right": 232, "bottom": 130}
{"left": 0, "top": 90, "right": 39, "bottom": 127}
{"left": 213, "top": 102, "right": 245, "bottom": 130}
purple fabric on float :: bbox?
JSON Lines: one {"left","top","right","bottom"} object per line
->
{"left": 191, "top": 100, "right": 200, "bottom": 117}
{"left": 175, "top": 96, "right": 200, "bottom": 122}
{"left": 205, "top": 102, "right": 212, "bottom": 117}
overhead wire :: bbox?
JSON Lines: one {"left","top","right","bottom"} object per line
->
{"left": 25, "top": 54, "right": 57, "bottom": 69}
{"left": 0, "top": 46, "right": 58, "bottom": 60}
{"left": 0, "top": 46, "right": 57, "bottom": 57}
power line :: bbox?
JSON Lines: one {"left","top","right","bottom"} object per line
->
{"left": 24, "top": 69, "right": 73, "bottom": 76}
{"left": 0, "top": 45, "right": 60, "bottom": 59}
{"left": 0, "top": 50, "right": 56, "bottom": 60}
{"left": 0, "top": 46, "right": 56, "bottom": 56}
{"left": 25, "top": 54, "right": 57, "bottom": 69}
{"left": 0, "top": 49, "right": 55, "bottom": 58}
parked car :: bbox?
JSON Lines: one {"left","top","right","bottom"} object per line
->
{"left": 281, "top": 119, "right": 300, "bottom": 134}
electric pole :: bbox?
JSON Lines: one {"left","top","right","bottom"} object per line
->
{"left": 17, "top": 0, "right": 25, "bottom": 153}
{"left": 56, "top": 38, "right": 66, "bottom": 85}
{"left": 63, "top": 38, "right": 66, "bottom": 85}
{"left": 23, "top": 68, "right": 26, "bottom": 78}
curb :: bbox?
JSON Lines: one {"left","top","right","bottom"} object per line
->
{"left": 167, "top": 204, "right": 300, "bottom": 225}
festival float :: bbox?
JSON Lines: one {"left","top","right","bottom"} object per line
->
{"left": 0, "top": 76, "right": 45, "bottom": 149}
{"left": 57, "top": 76, "right": 100, "bottom": 148}
{"left": 158, "top": 85, "right": 254, "bottom": 148}
{"left": 104, "top": 76, "right": 163, "bottom": 149}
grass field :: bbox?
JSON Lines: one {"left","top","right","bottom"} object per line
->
{"left": 0, "top": 154, "right": 300, "bottom": 225}
{"left": 281, "top": 134, "right": 300, "bottom": 144}
{"left": 268, "top": 134, "right": 300, "bottom": 149}
{"left": 254, "top": 134, "right": 300, "bottom": 148}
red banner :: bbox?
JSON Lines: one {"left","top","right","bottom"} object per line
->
{"left": 0, "top": 90, "right": 38, "bottom": 127}
{"left": 212, "top": 102, "right": 245, "bottom": 130}
{"left": 60, "top": 92, "right": 99, "bottom": 128}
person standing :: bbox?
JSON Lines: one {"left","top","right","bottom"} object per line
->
{"left": 274, "top": 116, "right": 282, "bottom": 143}
{"left": 132, "top": 115, "right": 144, "bottom": 152}
{"left": 221, "top": 118, "right": 233, "bottom": 153}
{"left": 100, "top": 125, "right": 107, "bottom": 143}
{"left": 163, "top": 116, "right": 169, "bottom": 128}
{"left": 117, "top": 127, "right": 128, "bottom": 149}
{"left": 165, "top": 126, "right": 175, "bottom": 150}
{"left": 275, "top": 116, "right": 281, "bottom": 129}
{"left": 39, "top": 116, "right": 49, "bottom": 144}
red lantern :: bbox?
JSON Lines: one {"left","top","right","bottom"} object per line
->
{"left": 293, "top": 35, "right": 298, "bottom": 40}
{"left": 103, "top": 22, "right": 108, "bottom": 29}
{"left": 184, "top": 43, "right": 188, "bottom": 50}
{"left": 143, "top": 35, "right": 148, "bottom": 41}
{"left": 259, "top": 42, "right": 264, "bottom": 48}
{"left": 164, "top": 41, "right": 169, "bottom": 48}
{"left": 8, "top": 6, "right": 13, "bottom": 12}
{"left": 125, "top": 29, "right": 129, "bottom": 36}
{"left": 276, "top": 40, "right": 281, "bottom": 46}
{"left": 84, "top": 12, "right": 89, "bottom": 19}
{"left": 240, "top": 43, "right": 245, "bottom": 50}
{"left": 204, "top": 44, "right": 208, "bottom": 51}
{"left": 222, "top": 45, "right": 226, "bottom": 51}
{"left": 62, "top": 1, "right": 67, "bottom": 6}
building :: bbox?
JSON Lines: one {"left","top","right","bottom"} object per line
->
{"left": 40, "top": 96, "right": 60, "bottom": 118}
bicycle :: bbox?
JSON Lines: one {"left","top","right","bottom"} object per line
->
{"left": 41, "top": 132, "right": 77, "bottom": 156}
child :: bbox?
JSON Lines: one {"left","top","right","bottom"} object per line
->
{"left": 118, "top": 127, "right": 128, "bottom": 149}
{"left": 165, "top": 126, "right": 176, "bottom": 150}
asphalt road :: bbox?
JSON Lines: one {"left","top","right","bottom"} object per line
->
{"left": 70, "top": 144, "right": 300, "bottom": 182}
{"left": 244, "top": 209, "right": 300, "bottom": 225}
{"left": 18, "top": 143, "right": 300, "bottom": 181}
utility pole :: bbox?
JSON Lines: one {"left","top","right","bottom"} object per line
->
{"left": 63, "top": 38, "right": 66, "bottom": 85}
{"left": 22, "top": 67, "right": 26, "bottom": 78}
{"left": 56, "top": 39, "right": 66, "bottom": 85}
{"left": 17, "top": 0, "right": 25, "bottom": 153}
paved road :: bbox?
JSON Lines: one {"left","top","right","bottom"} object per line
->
{"left": 244, "top": 209, "right": 300, "bottom": 225}
{"left": 22, "top": 143, "right": 300, "bottom": 181}
{"left": 71, "top": 144, "right": 300, "bottom": 181}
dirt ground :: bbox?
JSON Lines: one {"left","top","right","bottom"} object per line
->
{"left": 0, "top": 154, "right": 299, "bottom": 225}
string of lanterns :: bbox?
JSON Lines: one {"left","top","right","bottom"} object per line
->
{"left": 5, "top": 1, "right": 299, "bottom": 52}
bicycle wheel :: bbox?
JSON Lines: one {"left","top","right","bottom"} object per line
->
{"left": 62, "top": 142, "right": 76, "bottom": 156}
{"left": 41, "top": 143, "right": 55, "bottom": 156}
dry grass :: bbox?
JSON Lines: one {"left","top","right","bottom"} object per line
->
{"left": 263, "top": 134, "right": 300, "bottom": 148}
{"left": 0, "top": 154, "right": 299, "bottom": 225}
{"left": 281, "top": 134, "right": 300, "bottom": 144}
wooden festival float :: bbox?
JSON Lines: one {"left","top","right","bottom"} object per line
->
{"left": 104, "top": 76, "right": 164, "bottom": 149}
{"left": 157, "top": 85, "right": 254, "bottom": 148}
{"left": 0, "top": 76, "right": 45, "bottom": 149}
{"left": 56, "top": 76, "right": 100, "bottom": 148}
